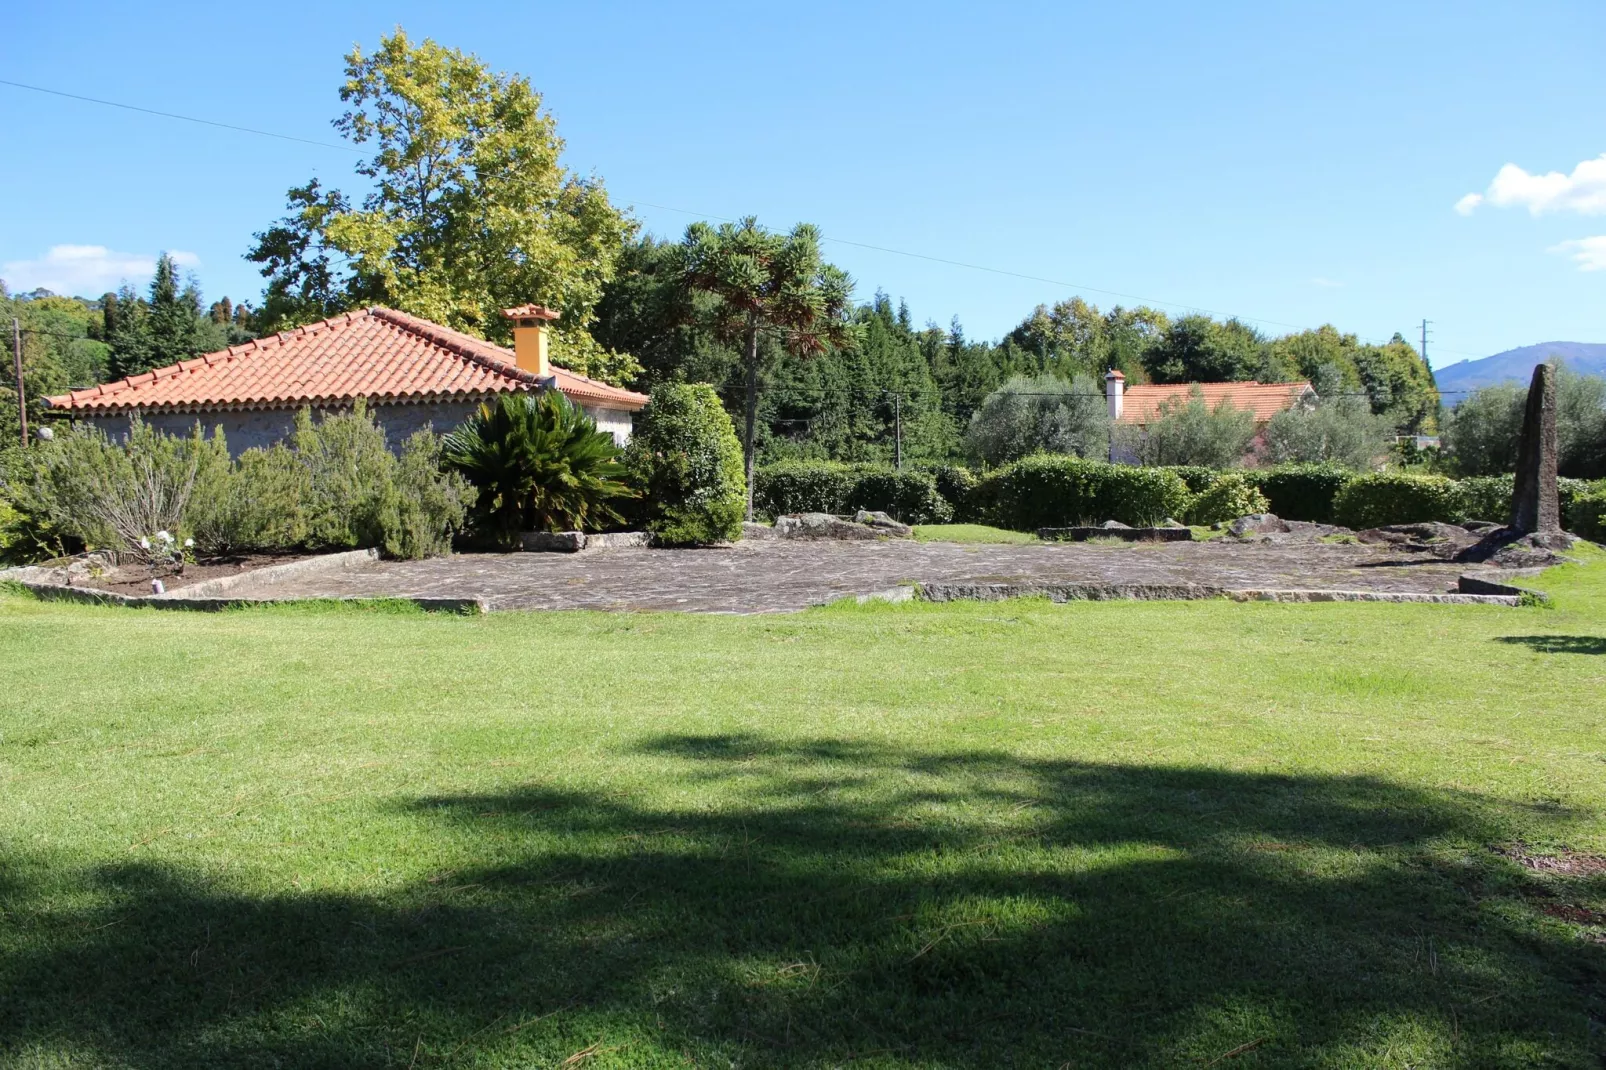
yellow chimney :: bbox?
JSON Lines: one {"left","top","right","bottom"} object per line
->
{"left": 500, "top": 304, "right": 561, "bottom": 377}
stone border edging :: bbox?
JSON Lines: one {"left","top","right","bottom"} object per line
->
{"left": 916, "top": 581, "right": 1519, "bottom": 607}
{"left": 3, "top": 581, "right": 486, "bottom": 614}
{"left": 152, "top": 548, "right": 380, "bottom": 598}
{"left": 1456, "top": 573, "right": 1550, "bottom": 604}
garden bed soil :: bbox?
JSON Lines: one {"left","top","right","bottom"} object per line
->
{"left": 73, "top": 554, "right": 318, "bottom": 596}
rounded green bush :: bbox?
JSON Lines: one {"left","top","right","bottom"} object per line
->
{"left": 624, "top": 383, "right": 746, "bottom": 547}
{"left": 1243, "top": 464, "right": 1355, "bottom": 523}
{"left": 1332, "top": 473, "right": 1459, "bottom": 529}
{"left": 1158, "top": 466, "right": 1223, "bottom": 495}
{"left": 919, "top": 464, "right": 978, "bottom": 521}
{"left": 973, "top": 455, "right": 1190, "bottom": 530}
{"left": 1185, "top": 473, "right": 1270, "bottom": 526}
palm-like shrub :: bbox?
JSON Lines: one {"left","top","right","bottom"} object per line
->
{"left": 442, "top": 391, "right": 632, "bottom": 546}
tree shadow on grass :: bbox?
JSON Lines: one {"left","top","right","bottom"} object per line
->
{"left": 1495, "top": 635, "right": 1606, "bottom": 656}
{"left": 2, "top": 736, "right": 1603, "bottom": 1068}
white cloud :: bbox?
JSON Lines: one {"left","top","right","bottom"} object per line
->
{"left": 0, "top": 245, "right": 203, "bottom": 296}
{"left": 1456, "top": 154, "right": 1606, "bottom": 216}
{"left": 1550, "top": 235, "right": 1606, "bottom": 271}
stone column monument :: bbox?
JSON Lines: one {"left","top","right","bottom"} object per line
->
{"left": 1509, "top": 362, "right": 1559, "bottom": 534}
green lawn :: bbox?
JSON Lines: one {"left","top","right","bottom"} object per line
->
{"left": 2, "top": 553, "right": 1605, "bottom": 1068}
{"left": 912, "top": 523, "right": 1041, "bottom": 544}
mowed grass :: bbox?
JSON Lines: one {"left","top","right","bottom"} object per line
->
{"left": 912, "top": 523, "right": 1041, "bottom": 544}
{"left": 1, "top": 553, "right": 1605, "bottom": 1068}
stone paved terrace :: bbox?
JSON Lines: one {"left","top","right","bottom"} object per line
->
{"left": 215, "top": 538, "right": 1496, "bottom": 613}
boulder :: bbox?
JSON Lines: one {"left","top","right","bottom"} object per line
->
{"left": 1228, "top": 513, "right": 1288, "bottom": 537}
{"left": 522, "top": 531, "right": 586, "bottom": 552}
{"left": 853, "top": 510, "right": 914, "bottom": 537}
{"left": 1101, "top": 519, "right": 1132, "bottom": 529}
{"left": 773, "top": 513, "right": 896, "bottom": 540}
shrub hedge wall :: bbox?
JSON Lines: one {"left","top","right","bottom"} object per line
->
{"left": 753, "top": 461, "right": 951, "bottom": 523}
{"left": 971, "top": 455, "right": 1191, "bottom": 531}
{"left": 1241, "top": 464, "right": 1355, "bottom": 524}
{"left": 1332, "top": 473, "right": 1460, "bottom": 529}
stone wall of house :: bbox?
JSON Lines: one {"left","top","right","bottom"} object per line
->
{"left": 76, "top": 397, "right": 635, "bottom": 455}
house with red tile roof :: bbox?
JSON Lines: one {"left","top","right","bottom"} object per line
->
{"left": 1103, "top": 369, "right": 1316, "bottom": 462}
{"left": 44, "top": 305, "right": 648, "bottom": 453}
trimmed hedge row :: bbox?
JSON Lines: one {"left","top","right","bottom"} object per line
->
{"left": 754, "top": 461, "right": 953, "bottom": 524}
{"left": 971, "top": 455, "right": 1191, "bottom": 530}
{"left": 756, "top": 457, "right": 1606, "bottom": 538}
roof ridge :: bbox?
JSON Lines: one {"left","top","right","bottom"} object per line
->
{"left": 367, "top": 307, "right": 546, "bottom": 387}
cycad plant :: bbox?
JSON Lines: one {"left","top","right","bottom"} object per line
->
{"left": 442, "top": 390, "right": 632, "bottom": 546}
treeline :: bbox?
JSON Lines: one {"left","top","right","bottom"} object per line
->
{"left": 0, "top": 255, "right": 255, "bottom": 446}
{"left": 588, "top": 236, "right": 1441, "bottom": 467}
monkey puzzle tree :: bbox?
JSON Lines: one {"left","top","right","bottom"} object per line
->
{"left": 678, "top": 218, "right": 856, "bottom": 519}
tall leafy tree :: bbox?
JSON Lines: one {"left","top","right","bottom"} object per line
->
{"left": 247, "top": 29, "right": 638, "bottom": 383}
{"left": 679, "top": 218, "right": 856, "bottom": 518}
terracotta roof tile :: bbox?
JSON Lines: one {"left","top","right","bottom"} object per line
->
{"left": 44, "top": 307, "right": 648, "bottom": 415}
{"left": 1118, "top": 381, "right": 1313, "bottom": 425}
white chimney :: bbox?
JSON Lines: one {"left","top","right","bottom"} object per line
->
{"left": 1104, "top": 369, "right": 1125, "bottom": 422}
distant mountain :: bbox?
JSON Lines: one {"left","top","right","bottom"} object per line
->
{"left": 1434, "top": 342, "right": 1606, "bottom": 395}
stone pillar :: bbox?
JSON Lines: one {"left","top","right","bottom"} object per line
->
{"left": 1509, "top": 362, "right": 1559, "bottom": 534}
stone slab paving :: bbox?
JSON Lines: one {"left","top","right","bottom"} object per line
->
{"left": 217, "top": 538, "right": 1498, "bottom": 614}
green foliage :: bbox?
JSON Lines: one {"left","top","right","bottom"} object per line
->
{"left": 1261, "top": 379, "right": 1391, "bottom": 469}
{"left": 1566, "top": 489, "right": 1606, "bottom": 541}
{"left": 971, "top": 455, "right": 1191, "bottom": 530}
{"left": 1332, "top": 473, "right": 1460, "bottom": 529}
{"left": 750, "top": 460, "right": 951, "bottom": 523}
{"left": 1185, "top": 473, "right": 1269, "bottom": 526}
{"left": 189, "top": 443, "right": 312, "bottom": 554}
{"left": 1142, "top": 314, "right": 1269, "bottom": 384}
{"left": 679, "top": 216, "right": 858, "bottom": 518}
{"left": 291, "top": 402, "right": 399, "bottom": 551}
{"left": 1442, "top": 367, "right": 1606, "bottom": 478}
{"left": 382, "top": 431, "right": 473, "bottom": 559}
{"left": 1243, "top": 464, "right": 1355, "bottom": 523}
{"left": 624, "top": 383, "right": 745, "bottom": 547}
{"left": 964, "top": 373, "right": 1109, "bottom": 467}
{"left": 246, "top": 29, "right": 637, "bottom": 384}
{"left": 1452, "top": 475, "right": 1513, "bottom": 524}
{"left": 1113, "top": 387, "right": 1258, "bottom": 468}
{"left": 9, "top": 418, "right": 227, "bottom": 558}
{"left": 847, "top": 469, "right": 952, "bottom": 524}
{"left": 1157, "top": 466, "right": 1222, "bottom": 494}
{"left": 753, "top": 461, "right": 866, "bottom": 517}
{"left": 443, "top": 391, "right": 631, "bottom": 546}
{"left": 106, "top": 255, "right": 238, "bottom": 380}
{"left": 919, "top": 464, "right": 978, "bottom": 521}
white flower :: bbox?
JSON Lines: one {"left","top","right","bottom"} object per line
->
{"left": 184, "top": 538, "right": 194, "bottom": 548}
{"left": 140, "top": 537, "right": 151, "bottom": 549}
{"left": 157, "top": 530, "right": 173, "bottom": 542}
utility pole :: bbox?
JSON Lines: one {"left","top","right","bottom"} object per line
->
{"left": 11, "top": 318, "right": 25, "bottom": 447}
{"left": 893, "top": 392, "right": 903, "bottom": 472}
{"left": 1420, "top": 319, "right": 1432, "bottom": 367}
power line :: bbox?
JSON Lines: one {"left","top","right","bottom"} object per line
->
{"left": 0, "top": 79, "right": 362, "bottom": 153}
{"left": 2, "top": 78, "right": 1486, "bottom": 360}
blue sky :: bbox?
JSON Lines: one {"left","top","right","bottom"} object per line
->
{"left": 2, "top": 0, "right": 1602, "bottom": 368}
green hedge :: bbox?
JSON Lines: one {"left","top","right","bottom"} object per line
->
{"left": 754, "top": 461, "right": 950, "bottom": 523}
{"left": 1158, "top": 466, "right": 1223, "bottom": 495}
{"left": 1186, "top": 473, "right": 1269, "bottom": 526}
{"left": 1567, "top": 489, "right": 1606, "bottom": 542}
{"left": 1250, "top": 465, "right": 1355, "bottom": 524}
{"left": 919, "top": 464, "right": 978, "bottom": 521}
{"left": 972, "top": 455, "right": 1191, "bottom": 531}
{"left": 1332, "top": 473, "right": 1459, "bottom": 529}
